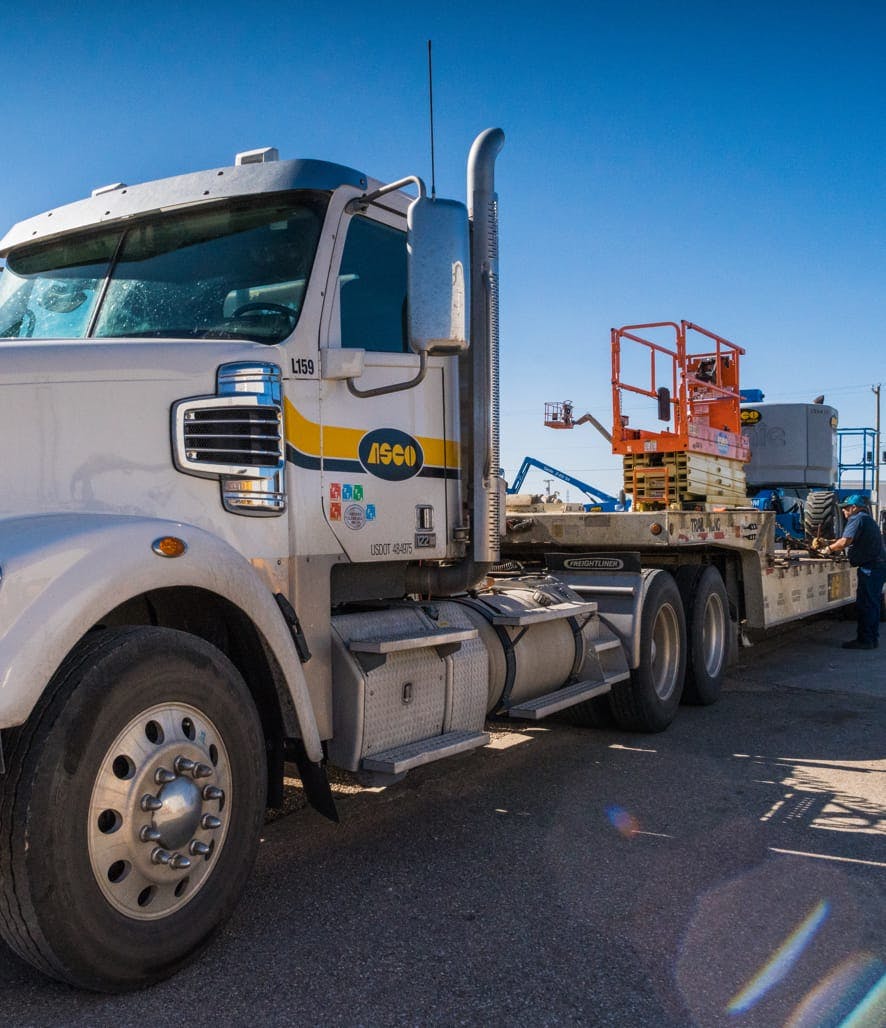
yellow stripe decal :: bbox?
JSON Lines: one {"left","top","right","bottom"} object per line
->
{"left": 284, "top": 397, "right": 459, "bottom": 468}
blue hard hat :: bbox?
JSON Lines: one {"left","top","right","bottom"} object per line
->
{"left": 841, "top": 493, "right": 868, "bottom": 508}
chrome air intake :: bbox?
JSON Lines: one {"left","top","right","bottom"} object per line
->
{"left": 172, "top": 362, "right": 286, "bottom": 516}
{"left": 467, "top": 128, "right": 505, "bottom": 566}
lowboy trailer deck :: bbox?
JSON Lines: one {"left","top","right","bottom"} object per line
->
{"left": 503, "top": 505, "right": 855, "bottom": 650}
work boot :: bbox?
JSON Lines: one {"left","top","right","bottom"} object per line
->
{"left": 841, "top": 640, "right": 876, "bottom": 650}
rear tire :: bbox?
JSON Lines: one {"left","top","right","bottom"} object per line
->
{"left": 675, "top": 565, "right": 729, "bottom": 705}
{"left": 0, "top": 626, "right": 267, "bottom": 992}
{"left": 560, "top": 694, "right": 615, "bottom": 728}
{"left": 609, "top": 571, "right": 686, "bottom": 732}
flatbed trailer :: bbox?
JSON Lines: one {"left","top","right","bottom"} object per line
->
{"left": 503, "top": 505, "right": 855, "bottom": 648}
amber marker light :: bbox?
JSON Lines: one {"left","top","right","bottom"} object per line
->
{"left": 152, "top": 536, "right": 188, "bottom": 558}
{"left": 649, "top": 522, "right": 663, "bottom": 535}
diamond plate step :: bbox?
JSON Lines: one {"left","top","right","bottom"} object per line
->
{"left": 360, "top": 730, "right": 489, "bottom": 775}
{"left": 505, "top": 671, "right": 631, "bottom": 720}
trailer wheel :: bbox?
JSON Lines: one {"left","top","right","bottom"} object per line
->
{"left": 608, "top": 571, "right": 686, "bottom": 732}
{"left": 675, "top": 565, "right": 729, "bottom": 705}
{"left": 0, "top": 626, "right": 266, "bottom": 992}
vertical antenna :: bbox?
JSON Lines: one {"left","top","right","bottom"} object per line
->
{"left": 427, "top": 39, "right": 436, "bottom": 199}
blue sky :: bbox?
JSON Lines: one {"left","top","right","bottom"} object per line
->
{"left": 2, "top": 1, "right": 883, "bottom": 495}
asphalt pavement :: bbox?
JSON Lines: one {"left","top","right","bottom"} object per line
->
{"left": 1, "top": 615, "right": 883, "bottom": 1027}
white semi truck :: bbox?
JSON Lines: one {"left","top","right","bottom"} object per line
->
{"left": 0, "top": 130, "right": 854, "bottom": 991}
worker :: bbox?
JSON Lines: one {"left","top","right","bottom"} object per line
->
{"left": 820, "top": 494, "right": 886, "bottom": 649}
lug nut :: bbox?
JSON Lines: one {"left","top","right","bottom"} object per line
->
{"left": 151, "top": 848, "right": 172, "bottom": 865}
{"left": 169, "top": 853, "right": 192, "bottom": 870}
{"left": 155, "top": 767, "right": 177, "bottom": 785}
{"left": 139, "top": 825, "right": 162, "bottom": 843}
{"left": 192, "top": 763, "right": 213, "bottom": 779}
{"left": 202, "top": 785, "right": 224, "bottom": 802}
{"left": 189, "top": 841, "right": 211, "bottom": 856}
{"left": 141, "top": 795, "right": 163, "bottom": 812}
{"left": 201, "top": 814, "right": 222, "bottom": 830}
{"left": 174, "top": 756, "right": 196, "bottom": 774}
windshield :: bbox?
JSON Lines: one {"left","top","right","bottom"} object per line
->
{"left": 0, "top": 235, "right": 114, "bottom": 339}
{"left": 0, "top": 193, "right": 327, "bottom": 343}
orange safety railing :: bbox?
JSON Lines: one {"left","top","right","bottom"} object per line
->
{"left": 611, "top": 320, "right": 749, "bottom": 461}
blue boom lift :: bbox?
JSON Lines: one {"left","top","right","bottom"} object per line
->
{"left": 507, "top": 456, "right": 630, "bottom": 512}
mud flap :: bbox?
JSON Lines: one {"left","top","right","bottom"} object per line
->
{"left": 286, "top": 738, "right": 339, "bottom": 823}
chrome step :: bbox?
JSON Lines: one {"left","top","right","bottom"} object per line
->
{"left": 361, "top": 730, "right": 490, "bottom": 775}
{"left": 489, "top": 600, "right": 597, "bottom": 626}
{"left": 592, "top": 638, "right": 624, "bottom": 653}
{"left": 348, "top": 627, "right": 478, "bottom": 654}
{"left": 505, "top": 671, "right": 630, "bottom": 720}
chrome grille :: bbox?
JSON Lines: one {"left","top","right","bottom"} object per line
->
{"left": 182, "top": 406, "right": 282, "bottom": 467}
{"left": 172, "top": 361, "right": 286, "bottom": 516}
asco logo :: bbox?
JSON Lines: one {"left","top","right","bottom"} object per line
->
{"left": 359, "top": 428, "right": 424, "bottom": 481}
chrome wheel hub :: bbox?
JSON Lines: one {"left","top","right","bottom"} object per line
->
{"left": 650, "top": 602, "right": 680, "bottom": 701}
{"left": 88, "top": 702, "right": 232, "bottom": 920}
{"left": 703, "top": 592, "right": 726, "bottom": 677}
{"left": 154, "top": 776, "right": 203, "bottom": 851}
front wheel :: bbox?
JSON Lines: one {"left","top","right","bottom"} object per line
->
{"left": 0, "top": 627, "right": 267, "bottom": 992}
{"left": 608, "top": 571, "right": 686, "bottom": 732}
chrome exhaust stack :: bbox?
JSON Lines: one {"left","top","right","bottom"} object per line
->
{"left": 465, "top": 127, "right": 505, "bottom": 567}
{"left": 405, "top": 128, "right": 504, "bottom": 598}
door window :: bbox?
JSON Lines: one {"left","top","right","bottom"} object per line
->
{"left": 339, "top": 216, "right": 407, "bottom": 353}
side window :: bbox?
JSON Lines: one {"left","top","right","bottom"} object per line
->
{"left": 339, "top": 216, "right": 407, "bottom": 353}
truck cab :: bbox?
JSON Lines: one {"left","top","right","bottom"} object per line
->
{"left": 0, "top": 151, "right": 461, "bottom": 556}
{"left": 0, "top": 146, "right": 476, "bottom": 738}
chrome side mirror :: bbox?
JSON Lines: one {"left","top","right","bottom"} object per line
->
{"left": 407, "top": 196, "right": 470, "bottom": 354}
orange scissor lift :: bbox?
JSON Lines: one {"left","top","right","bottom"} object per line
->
{"left": 546, "top": 321, "right": 750, "bottom": 510}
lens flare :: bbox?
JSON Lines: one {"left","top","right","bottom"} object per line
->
{"left": 727, "top": 899, "right": 830, "bottom": 1014}
{"left": 605, "top": 804, "right": 640, "bottom": 838}
{"left": 786, "top": 953, "right": 886, "bottom": 1028}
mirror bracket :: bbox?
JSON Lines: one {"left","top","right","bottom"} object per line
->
{"left": 345, "top": 176, "right": 426, "bottom": 215}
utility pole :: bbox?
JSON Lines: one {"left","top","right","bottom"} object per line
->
{"left": 873, "top": 383, "right": 881, "bottom": 514}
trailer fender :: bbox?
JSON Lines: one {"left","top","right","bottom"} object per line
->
{"left": 0, "top": 513, "right": 323, "bottom": 762}
{"left": 549, "top": 564, "right": 655, "bottom": 668}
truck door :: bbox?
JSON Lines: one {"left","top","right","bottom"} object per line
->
{"left": 313, "top": 203, "right": 456, "bottom": 563}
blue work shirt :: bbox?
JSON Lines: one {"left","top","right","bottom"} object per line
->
{"left": 843, "top": 510, "right": 886, "bottom": 569}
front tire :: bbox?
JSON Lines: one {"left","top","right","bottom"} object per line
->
{"left": 0, "top": 627, "right": 267, "bottom": 992}
{"left": 609, "top": 571, "right": 686, "bottom": 732}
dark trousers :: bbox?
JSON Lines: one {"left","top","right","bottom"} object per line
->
{"left": 855, "top": 564, "right": 886, "bottom": 645}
